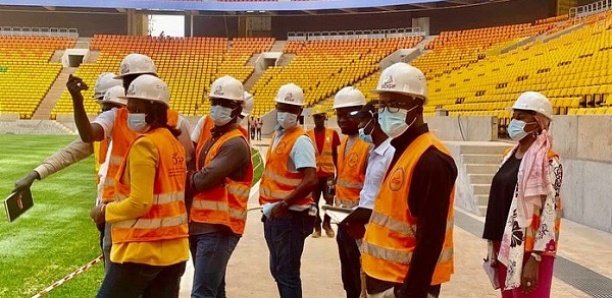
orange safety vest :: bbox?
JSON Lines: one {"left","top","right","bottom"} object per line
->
{"left": 93, "top": 139, "right": 109, "bottom": 184}
{"left": 335, "top": 136, "right": 369, "bottom": 208}
{"left": 111, "top": 128, "right": 188, "bottom": 244}
{"left": 191, "top": 127, "right": 253, "bottom": 235}
{"left": 362, "top": 132, "right": 454, "bottom": 285}
{"left": 259, "top": 126, "right": 313, "bottom": 206}
{"left": 306, "top": 128, "right": 336, "bottom": 177}
{"left": 195, "top": 116, "right": 249, "bottom": 167}
{"left": 101, "top": 108, "right": 180, "bottom": 203}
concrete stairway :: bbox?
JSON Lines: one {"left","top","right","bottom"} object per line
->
{"left": 415, "top": 35, "right": 437, "bottom": 50}
{"left": 270, "top": 40, "right": 286, "bottom": 52}
{"left": 450, "top": 142, "right": 513, "bottom": 216}
{"left": 75, "top": 37, "right": 91, "bottom": 49}
{"left": 276, "top": 54, "right": 295, "bottom": 66}
{"left": 86, "top": 51, "right": 101, "bottom": 63}
{"left": 50, "top": 50, "right": 64, "bottom": 63}
{"left": 31, "top": 67, "right": 77, "bottom": 120}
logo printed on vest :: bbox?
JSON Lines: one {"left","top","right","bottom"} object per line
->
{"left": 275, "top": 140, "right": 287, "bottom": 153}
{"left": 389, "top": 167, "right": 405, "bottom": 191}
{"left": 348, "top": 152, "right": 359, "bottom": 168}
{"left": 172, "top": 152, "right": 185, "bottom": 165}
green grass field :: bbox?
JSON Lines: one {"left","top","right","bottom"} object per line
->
{"left": 0, "top": 134, "right": 264, "bottom": 297}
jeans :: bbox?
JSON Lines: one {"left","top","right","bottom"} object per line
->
{"left": 97, "top": 261, "right": 186, "bottom": 298}
{"left": 312, "top": 176, "right": 333, "bottom": 231}
{"left": 263, "top": 210, "right": 315, "bottom": 298}
{"left": 102, "top": 222, "right": 112, "bottom": 272}
{"left": 337, "top": 225, "right": 362, "bottom": 298}
{"left": 189, "top": 232, "right": 240, "bottom": 298}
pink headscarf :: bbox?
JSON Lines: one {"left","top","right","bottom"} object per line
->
{"left": 515, "top": 114, "right": 554, "bottom": 228}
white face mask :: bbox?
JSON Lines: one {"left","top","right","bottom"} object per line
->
{"left": 210, "top": 105, "right": 235, "bottom": 127}
{"left": 277, "top": 112, "right": 298, "bottom": 129}
{"left": 378, "top": 105, "right": 419, "bottom": 139}
{"left": 127, "top": 113, "right": 150, "bottom": 133}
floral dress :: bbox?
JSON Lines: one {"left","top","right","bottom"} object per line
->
{"left": 497, "top": 152, "right": 563, "bottom": 290}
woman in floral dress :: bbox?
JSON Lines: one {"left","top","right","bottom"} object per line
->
{"left": 483, "top": 91, "right": 563, "bottom": 298}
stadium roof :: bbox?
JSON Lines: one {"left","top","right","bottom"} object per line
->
{"left": 0, "top": 0, "right": 513, "bottom": 15}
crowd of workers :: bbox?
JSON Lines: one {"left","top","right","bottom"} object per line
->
{"left": 13, "top": 52, "right": 563, "bottom": 298}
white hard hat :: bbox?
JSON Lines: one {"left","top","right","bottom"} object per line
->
{"left": 115, "top": 53, "right": 157, "bottom": 79}
{"left": 120, "top": 74, "right": 170, "bottom": 106}
{"left": 512, "top": 91, "right": 553, "bottom": 120}
{"left": 333, "top": 87, "right": 366, "bottom": 109}
{"left": 94, "top": 72, "right": 122, "bottom": 100}
{"left": 375, "top": 62, "right": 427, "bottom": 99}
{"left": 101, "top": 85, "right": 127, "bottom": 106}
{"left": 209, "top": 75, "right": 244, "bottom": 102}
{"left": 275, "top": 83, "right": 305, "bottom": 107}
{"left": 241, "top": 91, "right": 254, "bottom": 117}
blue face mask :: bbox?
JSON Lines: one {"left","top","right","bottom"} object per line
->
{"left": 378, "top": 105, "right": 419, "bottom": 139}
{"left": 358, "top": 119, "right": 374, "bottom": 144}
{"left": 127, "top": 113, "right": 150, "bottom": 133}
{"left": 507, "top": 119, "right": 534, "bottom": 141}
{"left": 210, "top": 105, "right": 235, "bottom": 126}
{"left": 277, "top": 112, "right": 298, "bottom": 129}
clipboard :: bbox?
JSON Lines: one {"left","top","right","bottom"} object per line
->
{"left": 340, "top": 207, "right": 372, "bottom": 225}
{"left": 322, "top": 205, "right": 372, "bottom": 225}
{"left": 4, "top": 188, "right": 34, "bottom": 222}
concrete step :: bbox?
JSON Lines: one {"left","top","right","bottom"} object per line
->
{"left": 50, "top": 50, "right": 64, "bottom": 63}
{"left": 247, "top": 54, "right": 260, "bottom": 67}
{"left": 276, "top": 53, "right": 296, "bottom": 67}
{"left": 466, "top": 164, "right": 499, "bottom": 175}
{"left": 475, "top": 195, "right": 489, "bottom": 206}
{"left": 469, "top": 173, "right": 495, "bottom": 184}
{"left": 472, "top": 184, "right": 491, "bottom": 196}
{"left": 462, "top": 154, "right": 502, "bottom": 165}
{"left": 86, "top": 51, "right": 101, "bottom": 63}
{"left": 478, "top": 205, "right": 488, "bottom": 217}
{"left": 461, "top": 144, "right": 511, "bottom": 155}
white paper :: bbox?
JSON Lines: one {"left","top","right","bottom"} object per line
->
{"left": 262, "top": 202, "right": 279, "bottom": 218}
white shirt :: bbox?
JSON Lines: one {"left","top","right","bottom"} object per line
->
{"left": 93, "top": 108, "right": 194, "bottom": 163}
{"left": 359, "top": 138, "right": 395, "bottom": 209}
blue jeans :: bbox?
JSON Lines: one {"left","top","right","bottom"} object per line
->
{"left": 337, "top": 225, "right": 362, "bottom": 298}
{"left": 189, "top": 232, "right": 240, "bottom": 298}
{"left": 263, "top": 211, "right": 315, "bottom": 298}
{"left": 97, "top": 261, "right": 186, "bottom": 298}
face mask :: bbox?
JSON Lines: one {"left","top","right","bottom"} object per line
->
{"left": 507, "top": 119, "right": 534, "bottom": 141}
{"left": 358, "top": 119, "right": 374, "bottom": 144}
{"left": 277, "top": 112, "right": 298, "bottom": 129}
{"left": 127, "top": 113, "right": 150, "bottom": 133}
{"left": 378, "top": 105, "right": 419, "bottom": 139}
{"left": 210, "top": 105, "right": 235, "bottom": 126}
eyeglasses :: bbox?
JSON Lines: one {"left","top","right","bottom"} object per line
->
{"left": 376, "top": 100, "right": 421, "bottom": 114}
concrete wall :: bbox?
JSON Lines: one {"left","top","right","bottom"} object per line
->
{"left": 550, "top": 116, "right": 612, "bottom": 233}
{"left": 426, "top": 116, "right": 498, "bottom": 141}
{"left": 0, "top": 10, "right": 128, "bottom": 37}
{"left": 190, "top": 0, "right": 554, "bottom": 38}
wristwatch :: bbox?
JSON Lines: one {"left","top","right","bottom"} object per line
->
{"left": 531, "top": 252, "right": 542, "bottom": 262}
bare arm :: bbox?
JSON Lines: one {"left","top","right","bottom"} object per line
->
{"left": 67, "top": 75, "right": 105, "bottom": 142}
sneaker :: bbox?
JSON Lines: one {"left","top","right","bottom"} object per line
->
{"left": 312, "top": 229, "right": 321, "bottom": 238}
{"left": 324, "top": 226, "right": 335, "bottom": 238}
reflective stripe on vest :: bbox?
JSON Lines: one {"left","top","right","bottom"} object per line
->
{"left": 335, "top": 136, "right": 369, "bottom": 208}
{"left": 101, "top": 108, "right": 137, "bottom": 203}
{"left": 362, "top": 132, "right": 454, "bottom": 285}
{"left": 259, "top": 127, "right": 313, "bottom": 206}
{"left": 307, "top": 128, "right": 336, "bottom": 175}
{"left": 111, "top": 128, "right": 188, "bottom": 244}
{"left": 191, "top": 127, "right": 253, "bottom": 235}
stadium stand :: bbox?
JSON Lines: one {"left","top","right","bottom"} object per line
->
{"left": 51, "top": 36, "right": 273, "bottom": 118}
{"left": 426, "top": 10, "right": 612, "bottom": 126}
{"left": 249, "top": 36, "right": 423, "bottom": 116}
{"left": 0, "top": 36, "right": 75, "bottom": 119}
